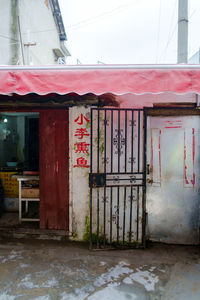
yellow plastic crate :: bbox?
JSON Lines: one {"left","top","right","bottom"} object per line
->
{"left": 0, "top": 172, "right": 19, "bottom": 197}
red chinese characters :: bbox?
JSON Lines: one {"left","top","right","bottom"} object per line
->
{"left": 74, "top": 142, "right": 90, "bottom": 154}
{"left": 73, "top": 157, "right": 90, "bottom": 168}
{"left": 73, "top": 113, "right": 90, "bottom": 168}
{"left": 74, "top": 114, "right": 90, "bottom": 125}
{"left": 74, "top": 128, "right": 90, "bottom": 139}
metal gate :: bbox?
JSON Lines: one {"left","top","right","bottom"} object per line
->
{"left": 89, "top": 108, "right": 146, "bottom": 249}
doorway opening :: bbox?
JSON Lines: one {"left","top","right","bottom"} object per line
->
{"left": 0, "top": 112, "right": 39, "bottom": 228}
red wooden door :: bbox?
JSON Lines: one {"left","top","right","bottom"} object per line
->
{"left": 39, "top": 110, "right": 69, "bottom": 230}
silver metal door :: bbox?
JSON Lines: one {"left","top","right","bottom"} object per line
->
{"left": 146, "top": 115, "right": 200, "bottom": 245}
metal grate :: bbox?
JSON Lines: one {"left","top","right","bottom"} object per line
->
{"left": 89, "top": 108, "right": 146, "bottom": 249}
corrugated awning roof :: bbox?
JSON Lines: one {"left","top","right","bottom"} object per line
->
{"left": 1, "top": 64, "right": 200, "bottom": 96}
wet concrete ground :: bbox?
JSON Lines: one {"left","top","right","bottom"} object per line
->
{"left": 0, "top": 238, "right": 199, "bottom": 300}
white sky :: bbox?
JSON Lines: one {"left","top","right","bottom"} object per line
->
{"left": 59, "top": 0, "right": 200, "bottom": 65}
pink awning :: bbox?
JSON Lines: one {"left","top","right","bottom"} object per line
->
{"left": 1, "top": 65, "right": 200, "bottom": 96}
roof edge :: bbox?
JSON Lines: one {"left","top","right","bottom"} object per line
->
{"left": 1, "top": 64, "right": 200, "bottom": 71}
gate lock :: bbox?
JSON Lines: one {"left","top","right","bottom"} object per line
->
{"left": 89, "top": 173, "right": 106, "bottom": 188}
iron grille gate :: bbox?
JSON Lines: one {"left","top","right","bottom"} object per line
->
{"left": 89, "top": 108, "right": 146, "bottom": 249}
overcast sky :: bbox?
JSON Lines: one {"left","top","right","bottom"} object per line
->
{"left": 59, "top": 0, "right": 200, "bottom": 65}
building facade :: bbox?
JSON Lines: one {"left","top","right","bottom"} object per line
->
{"left": 0, "top": 0, "right": 70, "bottom": 65}
{"left": 0, "top": 65, "right": 199, "bottom": 249}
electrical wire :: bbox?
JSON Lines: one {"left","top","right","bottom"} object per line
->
{"left": 66, "top": 1, "right": 136, "bottom": 31}
{"left": 156, "top": 0, "right": 162, "bottom": 63}
{"left": 0, "top": 34, "right": 19, "bottom": 42}
{"left": 22, "top": 29, "right": 56, "bottom": 35}
{"left": 189, "top": 7, "right": 200, "bottom": 19}
{"left": 188, "top": 4, "right": 200, "bottom": 55}
{"left": 160, "top": 23, "right": 178, "bottom": 62}
{"left": 159, "top": 0, "right": 178, "bottom": 62}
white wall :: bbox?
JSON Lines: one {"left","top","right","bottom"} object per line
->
{"left": 69, "top": 106, "right": 91, "bottom": 241}
{"left": 68, "top": 94, "right": 198, "bottom": 243}
{"left": 0, "top": 0, "right": 66, "bottom": 65}
{"left": 18, "top": 0, "right": 61, "bottom": 65}
{"left": 0, "top": 1, "right": 11, "bottom": 65}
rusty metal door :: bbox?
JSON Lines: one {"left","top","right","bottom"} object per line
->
{"left": 146, "top": 115, "right": 200, "bottom": 245}
{"left": 89, "top": 108, "right": 146, "bottom": 249}
{"left": 40, "top": 110, "right": 69, "bottom": 230}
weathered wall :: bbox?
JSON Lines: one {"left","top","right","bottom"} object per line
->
{"left": 69, "top": 106, "right": 91, "bottom": 240}
{"left": 0, "top": 1, "right": 12, "bottom": 65}
{"left": 18, "top": 0, "right": 61, "bottom": 64}
{"left": 0, "top": 0, "right": 65, "bottom": 65}
{"left": 68, "top": 94, "right": 199, "bottom": 244}
{"left": 118, "top": 92, "right": 196, "bottom": 108}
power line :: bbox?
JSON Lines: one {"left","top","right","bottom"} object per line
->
{"left": 22, "top": 29, "right": 56, "bottom": 35}
{"left": 0, "top": 34, "right": 19, "bottom": 42}
{"left": 66, "top": 1, "right": 136, "bottom": 31}
{"left": 166, "top": 0, "right": 177, "bottom": 47}
{"left": 160, "top": 23, "right": 178, "bottom": 62}
{"left": 159, "top": 1, "right": 178, "bottom": 63}
{"left": 156, "top": 0, "right": 162, "bottom": 63}
{"left": 189, "top": 7, "right": 200, "bottom": 19}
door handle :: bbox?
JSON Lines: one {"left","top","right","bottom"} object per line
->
{"left": 147, "top": 164, "right": 150, "bottom": 175}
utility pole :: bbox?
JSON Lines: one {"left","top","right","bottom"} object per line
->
{"left": 177, "top": 0, "right": 188, "bottom": 63}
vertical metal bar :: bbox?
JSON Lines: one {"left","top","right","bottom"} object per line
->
{"left": 89, "top": 188, "right": 93, "bottom": 249}
{"left": 97, "top": 110, "right": 100, "bottom": 173}
{"left": 131, "top": 110, "right": 134, "bottom": 173}
{"left": 118, "top": 110, "right": 120, "bottom": 173}
{"left": 117, "top": 110, "right": 120, "bottom": 243}
{"left": 123, "top": 186, "right": 126, "bottom": 244}
{"left": 117, "top": 186, "right": 119, "bottom": 243}
{"left": 103, "top": 110, "right": 107, "bottom": 246}
{"left": 129, "top": 186, "right": 133, "bottom": 243}
{"left": 89, "top": 109, "right": 93, "bottom": 249}
{"left": 97, "top": 188, "right": 100, "bottom": 248}
{"left": 110, "top": 110, "right": 113, "bottom": 246}
{"left": 125, "top": 110, "right": 127, "bottom": 173}
{"left": 90, "top": 109, "right": 93, "bottom": 173}
{"left": 110, "top": 187, "right": 113, "bottom": 245}
{"left": 136, "top": 186, "right": 139, "bottom": 241}
{"left": 129, "top": 110, "right": 134, "bottom": 244}
{"left": 19, "top": 180, "right": 22, "bottom": 224}
{"left": 111, "top": 110, "right": 113, "bottom": 172}
{"left": 138, "top": 111, "right": 141, "bottom": 172}
{"left": 104, "top": 110, "right": 107, "bottom": 173}
{"left": 97, "top": 110, "right": 100, "bottom": 247}
{"left": 142, "top": 109, "right": 147, "bottom": 247}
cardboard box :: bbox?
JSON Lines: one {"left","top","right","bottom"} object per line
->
{"left": 21, "top": 188, "right": 40, "bottom": 198}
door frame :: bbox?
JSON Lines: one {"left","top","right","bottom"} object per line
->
{"left": 0, "top": 107, "right": 70, "bottom": 231}
{"left": 89, "top": 107, "right": 147, "bottom": 249}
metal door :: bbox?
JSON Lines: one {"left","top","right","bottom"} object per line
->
{"left": 146, "top": 115, "right": 200, "bottom": 244}
{"left": 40, "top": 110, "right": 69, "bottom": 230}
{"left": 89, "top": 108, "right": 146, "bottom": 249}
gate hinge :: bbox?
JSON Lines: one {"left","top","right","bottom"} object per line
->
{"left": 89, "top": 173, "right": 106, "bottom": 188}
